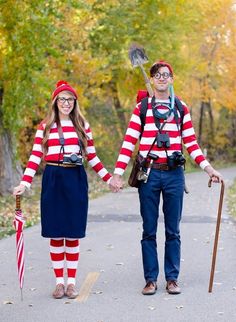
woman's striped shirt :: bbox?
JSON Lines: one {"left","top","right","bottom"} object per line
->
{"left": 21, "top": 120, "right": 111, "bottom": 188}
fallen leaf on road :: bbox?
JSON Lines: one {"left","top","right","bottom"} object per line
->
{"left": 176, "top": 305, "right": 184, "bottom": 309}
{"left": 93, "top": 290, "right": 103, "bottom": 294}
{"left": 3, "top": 300, "right": 13, "bottom": 305}
{"left": 106, "top": 244, "right": 114, "bottom": 249}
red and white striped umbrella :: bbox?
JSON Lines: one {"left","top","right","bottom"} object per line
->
{"left": 13, "top": 195, "right": 25, "bottom": 300}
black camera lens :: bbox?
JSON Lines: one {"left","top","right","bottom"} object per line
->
{"left": 70, "top": 154, "right": 78, "bottom": 163}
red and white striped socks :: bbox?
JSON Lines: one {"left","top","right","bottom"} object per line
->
{"left": 50, "top": 238, "right": 80, "bottom": 285}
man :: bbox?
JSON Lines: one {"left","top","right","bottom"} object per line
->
{"left": 109, "top": 60, "right": 222, "bottom": 295}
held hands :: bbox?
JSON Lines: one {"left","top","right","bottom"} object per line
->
{"left": 204, "top": 165, "right": 223, "bottom": 183}
{"left": 13, "top": 184, "right": 26, "bottom": 196}
{"left": 109, "top": 174, "right": 123, "bottom": 193}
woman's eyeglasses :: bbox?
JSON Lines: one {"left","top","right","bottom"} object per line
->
{"left": 57, "top": 97, "right": 75, "bottom": 105}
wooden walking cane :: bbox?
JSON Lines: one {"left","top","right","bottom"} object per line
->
{"left": 208, "top": 178, "right": 225, "bottom": 293}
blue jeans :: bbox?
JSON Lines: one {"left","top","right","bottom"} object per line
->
{"left": 138, "top": 167, "right": 184, "bottom": 282}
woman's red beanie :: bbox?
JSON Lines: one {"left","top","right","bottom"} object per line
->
{"left": 52, "top": 80, "right": 78, "bottom": 99}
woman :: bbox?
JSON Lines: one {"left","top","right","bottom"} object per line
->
{"left": 13, "top": 80, "right": 112, "bottom": 299}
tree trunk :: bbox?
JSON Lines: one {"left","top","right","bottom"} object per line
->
{"left": 0, "top": 89, "right": 22, "bottom": 196}
{"left": 109, "top": 80, "right": 127, "bottom": 134}
{"left": 198, "top": 101, "right": 205, "bottom": 145}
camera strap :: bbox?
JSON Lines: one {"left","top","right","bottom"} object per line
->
{"left": 56, "top": 120, "right": 83, "bottom": 163}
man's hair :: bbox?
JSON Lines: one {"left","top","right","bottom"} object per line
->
{"left": 150, "top": 60, "right": 173, "bottom": 77}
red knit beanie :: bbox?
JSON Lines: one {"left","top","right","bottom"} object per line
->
{"left": 150, "top": 60, "right": 173, "bottom": 77}
{"left": 52, "top": 80, "right": 78, "bottom": 100}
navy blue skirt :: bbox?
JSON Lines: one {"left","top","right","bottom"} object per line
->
{"left": 40, "top": 164, "right": 88, "bottom": 238}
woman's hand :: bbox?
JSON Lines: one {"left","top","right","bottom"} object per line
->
{"left": 13, "top": 184, "right": 26, "bottom": 195}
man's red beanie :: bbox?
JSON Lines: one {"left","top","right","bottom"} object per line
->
{"left": 52, "top": 80, "right": 78, "bottom": 100}
{"left": 150, "top": 60, "right": 173, "bottom": 77}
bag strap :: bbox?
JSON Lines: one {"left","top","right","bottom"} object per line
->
{"left": 140, "top": 96, "right": 149, "bottom": 136}
{"left": 140, "top": 95, "right": 184, "bottom": 136}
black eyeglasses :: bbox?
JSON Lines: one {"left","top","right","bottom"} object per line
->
{"left": 153, "top": 72, "right": 171, "bottom": 80}
{"left": 57, "top": 97, "right": 75, "bottom": 105}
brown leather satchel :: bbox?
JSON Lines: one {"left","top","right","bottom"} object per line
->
{"left": 128, "top": 154, "right": 145, "bottom": 188}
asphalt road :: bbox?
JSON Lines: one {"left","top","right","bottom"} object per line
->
{"left": 0, "top": 167, "right": 236, "bottom": 322}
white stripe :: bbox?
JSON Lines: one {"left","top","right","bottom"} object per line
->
{"left": 140, "top": 136, "right": 181, "bottom": 145}
{"left": 183, "top": 112, "right": 191, "bottom": 122}
{"left": 35, "top": 129, "right": 44, "bottom": 138}
{"left": 28, "top": 155, "right": 41, "bottom": 164}
{"left": 97, "top": 168, "right": 108, "bottom": 178}
{"left": 50, "top": 246, "right": 65, "bottom": 254}
{"left": 24, "top": 168, "right": 36, "bottom": 177}
{"left": 52, "top": 260, "right": 64, "bottom": 269}
{"left": 117, "top": 155, "right": 131, "bottom": 164}
{"left": 182, "top": 128, "right": 195, "bottom": 138}
{"left": 184, "top": 140, "right": 198, "bottom": 148}
{"left": 32, "top": 143, "right": 42, "bottom": 152}
{"left": 122, "top": 141, "right": 135, "bottom": 151}
{"left": 114, "top": 168, "right": 124, "bottom": 176}
{"left": 130, "top": 114, "right": 141, "bottom": 125}
{"left": 126, "top": 128, "right": 140, "bottom": 139}
{"left": 190, "top": 149, "right": 204, "bottom": 159}
{"left": 66, "top": 260, "right": 79, "bottom": 269}
{"left": 65, "top": 246, "right": 80, "bottom": 254}
{"left": 47, "top": 145, "right": 80, "bottom": 155}
{"left": 20, "top": 181, "right": 31, "bottom": 188}
{"left": 144, "top": 123, "right": 179, "bottom": 131}
{"left": 88, "top": 156, "right": 100, "bottom": 167}
{"left": 86, "top": 146, "right": 96, "bottom": 154}
{"left": 200, "top": 160, "right": 210, "bottom": 169}
{"left": 49, "top": 132, "right": 78, "bottom": 139}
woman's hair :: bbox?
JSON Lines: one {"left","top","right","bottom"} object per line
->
{"left": 42, "top": 92, "right": 88, "bottom": 156}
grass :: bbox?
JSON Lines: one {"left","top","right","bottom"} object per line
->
{"left": 227, "top": 178, "right": 236, "bottom": 219}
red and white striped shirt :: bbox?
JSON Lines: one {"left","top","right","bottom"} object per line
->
{"left": 114, "top": 97, "right": 210, "bottom": 175}
{"left": 21, "top": 120, "right": 111, "bottom": 188}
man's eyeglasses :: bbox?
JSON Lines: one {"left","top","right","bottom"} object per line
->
{"left": 57, "top": 97, "right": 75, "bottom": 105}
{"left": 153, "top": 72, "right": 171, "bottom": 80}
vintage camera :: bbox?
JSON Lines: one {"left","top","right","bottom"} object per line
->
{"left": 63, "top": 153, "right": 83, "bottom": 166}
{"left": 167, "top": 151, "right": 186, "bottom": 169}
{"left": 156, "top": 133, "right": 170, "bottom": 148}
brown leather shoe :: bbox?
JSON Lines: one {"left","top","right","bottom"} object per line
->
{"left": 52, "top": 283, "right": 65, "bottom": 299}
{"left": 65, "top": 284, "right": 79, "bottom": 299}
{"left": 142, "top": 281, "right": 157, "bottom": 295}
{"left": 166, "top": 280, "right": 181, "bottom": 294}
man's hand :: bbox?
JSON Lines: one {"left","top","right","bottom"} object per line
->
{"left": 204, "top": 165, "right": 223, "bottom": 183}
{"left": 109, "top": 174, "right": 124, "bottom": 192}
